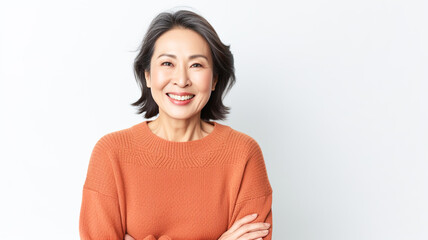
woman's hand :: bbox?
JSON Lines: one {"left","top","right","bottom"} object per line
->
{"left": 218, "top": 213, "right": 271, "bottom": 240}
{"left": 124, "top": 233, "right": 171, "bottom": 240}
{"left": 124, "top": 233, "right": 135, "bottom": 240}
{"left": 124, "top": 213, "right": 270, "bottom": 240}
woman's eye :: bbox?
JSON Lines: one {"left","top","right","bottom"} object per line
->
{"left": 191, "top": 63, "right": 202, "bottom": 68}
{"left": 161, "top": 62, "right": 173, "bottom": 66}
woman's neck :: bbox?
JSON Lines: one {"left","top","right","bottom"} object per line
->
{"left": 147, "top": 115, "right": 214, "bottom": 142}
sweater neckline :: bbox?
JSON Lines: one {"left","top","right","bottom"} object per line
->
{"left": 143, "top": 120, "right": 219, "bottom": 144}
{"left": 131, "top": 120, "right": 228, "bottom": 159}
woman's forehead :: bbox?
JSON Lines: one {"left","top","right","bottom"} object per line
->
{"left": 152, "top": 28, "right": 211, "bottom": 59}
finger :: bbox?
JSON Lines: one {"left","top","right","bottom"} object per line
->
{"left": 124, "top": 234, "right": 135, "bottom": 240}
{"left": 232, "top": 222, "right": 270, "bottom": 239}
{"left": 228, "top": 213, "right": 258, "bottom": 233}
{"left": 238, "top": 229, "right": 269, "bottom": 240}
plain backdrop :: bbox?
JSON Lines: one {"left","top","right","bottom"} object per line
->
{"left": 0, "top": 0, "right": 427, "bottom": 239}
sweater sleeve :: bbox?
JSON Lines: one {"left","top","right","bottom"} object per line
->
{"left": 79, "top": 135, "right": 124, "bottom": 240}
{"left": 229, "top": 140, "right": 273, "bottom": 239}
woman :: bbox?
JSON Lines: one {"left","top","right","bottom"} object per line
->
{"left": 79, "top": 9, "right": 273, "bottom": 240}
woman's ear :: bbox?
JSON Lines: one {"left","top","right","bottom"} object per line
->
{"left": 144, "top": 71, "right": 151, "bottom": 88}
{"left": 212, "top": 76, "right": 218, "bottom": 91}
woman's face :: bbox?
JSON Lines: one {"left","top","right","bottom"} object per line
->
{"left": 145, "top": 28, "right": 217, "bottom": 121}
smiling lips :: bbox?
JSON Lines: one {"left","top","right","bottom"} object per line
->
{"left": 166, "top": 92, "right": 195, "bottom": 105}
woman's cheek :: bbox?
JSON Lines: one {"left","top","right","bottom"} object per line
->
{"left": 152, "top": 69, "right": 170, "bottom": 86}
{"left": 194, "top": 71, "right": 214, "bottom": 92}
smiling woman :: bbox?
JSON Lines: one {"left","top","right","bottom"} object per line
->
{"left": 79, "top": 9, "right": 273, "bottom": 240}
{"left": 144, "top": 28, "right": 217, "bottom": 127}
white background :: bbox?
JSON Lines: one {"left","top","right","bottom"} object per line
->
{"left": 1, "top": 0, "right": 427, "bottom": 239}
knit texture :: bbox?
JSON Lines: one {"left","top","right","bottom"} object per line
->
{"left": 79, "top": 121, "right": 273, "bottom": 240}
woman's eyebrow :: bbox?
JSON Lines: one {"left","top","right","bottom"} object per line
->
{"left": 188, "top": 54, "right": 208, "bottom": 60}
{"left": 157, "top": 53, "right": 208, "bottom": 60}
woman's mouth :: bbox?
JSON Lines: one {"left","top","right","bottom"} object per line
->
{"left": 166, "top": 93, "right": 195, "bottom": 105}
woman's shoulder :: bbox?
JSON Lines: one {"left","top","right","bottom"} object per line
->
{"left": 225, "top": 123, "right": 259, "bottom": 143}
{"left": 92, "top": 122, "right": 139, "bottom": 152}
{"left": 220, "top": 123, "right": 263, "bottom": 155}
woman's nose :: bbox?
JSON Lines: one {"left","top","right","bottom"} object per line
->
{"left": 173, "top": 65, "right": 191, "bottom": 87}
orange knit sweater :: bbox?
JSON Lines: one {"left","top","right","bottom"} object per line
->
{"left": 79, "top": 121, "right": 273, "bottom": 240}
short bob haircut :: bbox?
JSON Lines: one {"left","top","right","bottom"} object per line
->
{"left": 132, "top": 10, "right": 235, "bottom": 121}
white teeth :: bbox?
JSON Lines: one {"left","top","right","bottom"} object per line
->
{"left": 167, "top": 93, "right": 195, "bottom": 101}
